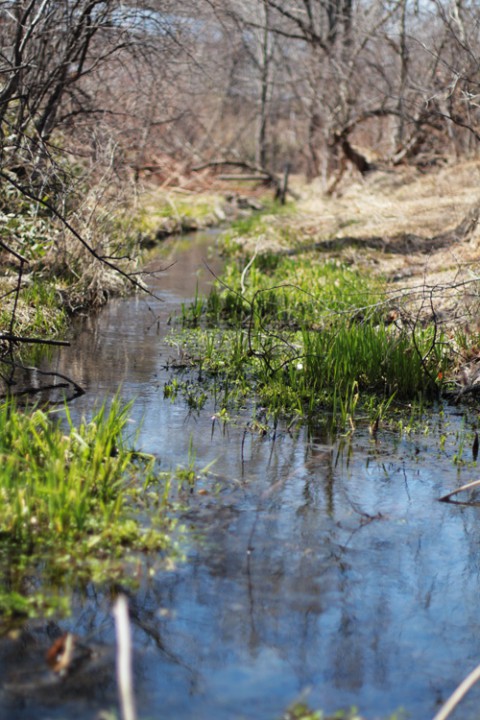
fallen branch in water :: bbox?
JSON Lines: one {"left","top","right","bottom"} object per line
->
{"left": 0, "top": 362, "right": 85, "bottom": 402}
{"left": 432, "top": 661, "right": 480, "bottom": 720}
{"left": 0, "top": 333, "right": 70, "bottom": 347}
{"left": 439, "top": 478, "right": 480, "bottom": 502}
{"left": 113, "top": 594, "right": 137, "bottom": 720}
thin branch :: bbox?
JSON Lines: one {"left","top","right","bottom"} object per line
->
{"left": 439, "top": 479, "right": 480, "bottom": 503}
{"left": 432, "top": 661, "right": 480, "bottom": 720}
{"left": 8, "top": 258, "right": 24, "bottom": 339}
{"left": 113, "top": 595, "right": 137, "bottom": 720}
{"left": 0, "top": 333, "right": 70, "bottom": 347}
{"left": 0, "top": 170, "right": 162, "bottom": 302}
{"left": 0, "top": 361, "right": 85, "bottom": 401}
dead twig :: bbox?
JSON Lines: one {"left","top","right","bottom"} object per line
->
{"left": 0, "top": 362, "right": 85, "bottom": 401}
{"left": 0, "top": 170, "right": 162, "bottom": 302}
{"left": 0, "top": 333, "right": 70, "bottom": 347}
{"left": 113, "top": 594, "right": 137, "bottom": 720}
{"left": 439, "top": 478, "right": 480, "bottom": 503}
{"left": 432, "top": 661, "right": 480, "bottom": 720}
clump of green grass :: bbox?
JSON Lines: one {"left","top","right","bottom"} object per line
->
{"left": 0, "top": 186, "right": 54, "bottom": 263}
{"left": 155, "top": 196, "right": 218, "bottom": 220}
{"left": 133, "top": 191, "right": 226, "bottom": 241}
{"left": 204, "top": 254, "right": 376, "bottom": 330}
{"left": 171, "top": 250, "right": 447, "bottom": 429}
{"left": 0, "top": 183, "right": 68, "bottom": 337}
{"left": 0, "top": 277, "right": 67, "bottom": 343}
{"left": 0, "top": 398, "right": 178, "bottom": 619}
{"left": 0, "top": 179, "right": 129, "bottom": 339}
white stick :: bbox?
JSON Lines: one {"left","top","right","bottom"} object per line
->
{"left": 439, "top": 478, "right": 480, "bottom": 502}
{"left": 240, "top": 244, "right": 259, "bottom": 295}
{"left": 432, "top": 662, "right": 480, "bottom": 720}
{"left": 113, "top": 594, "right": 137, "bottom": 720}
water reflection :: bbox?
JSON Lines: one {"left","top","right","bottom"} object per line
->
{"left": 139, "top": 429, "right": 480, "bottom": 720}
{"left": 4, "top": 232, "right": 480, "bottom": 719}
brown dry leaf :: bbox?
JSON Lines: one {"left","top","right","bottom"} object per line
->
{"left": 45, "top": 632, "right": 76, "bottom": 675}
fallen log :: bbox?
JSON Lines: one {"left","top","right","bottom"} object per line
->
{"left": 192, "top": 159, "right": 299, "bottom": 201}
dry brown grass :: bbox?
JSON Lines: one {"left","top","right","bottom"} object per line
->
{"left": 299, "top": 160, "right": 480, "bottom": 243}
{"left": 231, "top": 160, "right": 480, "bottom": 338}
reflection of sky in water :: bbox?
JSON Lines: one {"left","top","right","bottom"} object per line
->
{"left": 24, "top": 233, "right": 480, "bottom": 719}
{"left": 132, "top": 430, "right": 480, "bottom": 720}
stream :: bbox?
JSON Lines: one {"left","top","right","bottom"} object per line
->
{"left": 3, "top": 231, "right": 480, "bottom": 720}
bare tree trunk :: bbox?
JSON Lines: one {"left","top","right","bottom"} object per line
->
{"left": 395, "top": 0, "right": 409, "bottom": 147}
{"left": 306, "top": 108, "right": 322, "bottom": 180}
{"left": 256, "top": 0, "right": 271, "bottom": 168}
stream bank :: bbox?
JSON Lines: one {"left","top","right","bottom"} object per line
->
{"left": 2, "top": 230, "right": 480, "bottom": 720}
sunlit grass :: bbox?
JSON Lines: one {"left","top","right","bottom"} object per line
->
{"left": 0, "top": 398, "right": 178, "bottom": 618}
{"left": 171, "top": 250, "right": 447, "bottom": 429}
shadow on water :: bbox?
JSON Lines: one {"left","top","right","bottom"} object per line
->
{"left": 4, "top": 231, "right": 480, "bottom": 719}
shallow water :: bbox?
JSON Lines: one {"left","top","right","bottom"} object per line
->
{"left": 4, "top": 232, "right": 480, "bottom": 719}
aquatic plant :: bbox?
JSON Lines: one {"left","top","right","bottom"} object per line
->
{"left": 0, "top": 398, "right": 178, "bottom": 618}
{"left": 172, "top": 249, "right": 447, "bottom": 430}
{"left": 281, "top": 702, "right": 407, "bottom": 720}
{"left": 281, "top": 703, "right": 364, "bottom": 720}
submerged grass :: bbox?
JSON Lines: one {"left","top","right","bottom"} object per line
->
{"left": 0, "top": 398, "right": 178, "bottom": 619}
{"left": 280, "top": 703, "right": 405, "bottom": 720}
{"left": 171, "top": 246, "right": 447, "bottom": 430}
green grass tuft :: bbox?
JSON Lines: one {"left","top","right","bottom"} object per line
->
{"left": 0, "top": 398, "right": 178, "bottom": 619}
{"left": 170, "top": 250, "right": 447, "bottom": 430}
